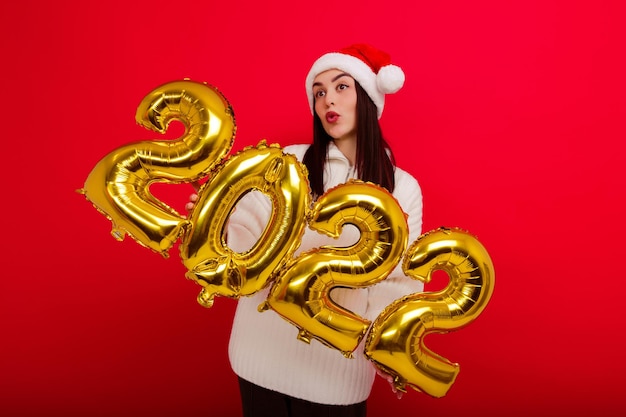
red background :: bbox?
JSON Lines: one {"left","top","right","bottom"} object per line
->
{"left": 2, "top": 1, "right": 625, "bottom": 416}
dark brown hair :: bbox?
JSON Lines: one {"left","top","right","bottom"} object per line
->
{"left": 303, "top": 81, "right": 396, "bottom": 198}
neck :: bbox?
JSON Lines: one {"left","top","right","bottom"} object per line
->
{"left": 333, "top": 137, "right": 357, "bottom": 166}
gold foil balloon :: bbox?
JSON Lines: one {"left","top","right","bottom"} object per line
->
{"left": 364, "top": 227, "right": 495, "bottom": 398}
{"left": 77, "top": 80, "right": 235, "bottom": 256}
{"left": 77, "top": 80, "right": 495, "bottom": 397}
{"left": 262, "top": 180, "right": 409, "bottom": 358}
{"left": 180, "top": 141, "right": 311, "bottom": 308}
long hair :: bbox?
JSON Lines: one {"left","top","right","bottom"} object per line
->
{"left": 303, "top": 81, "right": 396, "bottom": 198}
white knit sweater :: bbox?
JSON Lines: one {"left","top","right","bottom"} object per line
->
{"left": 227, "top": 142, "right": 423, "bottom": 405}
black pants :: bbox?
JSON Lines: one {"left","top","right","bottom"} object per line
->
{"left": 238, "top": 377, "right": 367, "bottom": 417}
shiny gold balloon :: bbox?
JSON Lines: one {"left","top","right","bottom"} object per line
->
{"left": 364, "top": 227, "right": 495, "bottom": 398}
{"left": 77, "top": 80, "right": 235, "bottom": 256}
{"left": 180, "top": 141, "right": 311, "bottom": 308}
{"left": 262, "top": 180, "right": 409, "bottom": 358}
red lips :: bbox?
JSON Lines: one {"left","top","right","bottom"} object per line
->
{"left": 325, "top": 111, "right": 339, "bottom": 123}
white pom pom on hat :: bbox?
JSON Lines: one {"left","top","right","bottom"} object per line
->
{"left": 376, "top": 64, "right": 405, "bottom": 94}
{"left": 305, "top": 43, "right": 405, "bottom": 119}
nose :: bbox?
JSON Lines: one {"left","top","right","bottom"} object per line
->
{"left": 324, "top": 91, "right": 335, "bottom": 107}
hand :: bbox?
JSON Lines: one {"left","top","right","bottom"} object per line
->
{"left": 376, "top": 368, "right": 404, "bottom": 399}
{"left": 185, "top": 192, "right": 199, "bottom": 213}
{"left": 184, "top": 181, "right": 202, "bottom": 214}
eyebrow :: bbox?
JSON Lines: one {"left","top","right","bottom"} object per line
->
{"left": 312, "top": 72, "right": 351, "bottom": 87}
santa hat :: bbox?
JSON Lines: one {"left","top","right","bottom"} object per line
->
{"left": 305, "top": 43, "right": 405, "bottom": 119}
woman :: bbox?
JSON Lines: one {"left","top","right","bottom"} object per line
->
{"left": 189, "top": 44, "right": 424, "bottom": 416}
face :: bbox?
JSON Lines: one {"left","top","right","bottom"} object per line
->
{"left": 312, "top": 69, "right": 357, "bottom": 142}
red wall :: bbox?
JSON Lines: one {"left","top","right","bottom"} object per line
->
{"left": 2, "top": 1, "right": 625, "bottom": 416}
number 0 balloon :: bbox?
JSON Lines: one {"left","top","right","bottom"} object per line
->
{"left": 180, "top": 141, "right": 310, "bottom": 308}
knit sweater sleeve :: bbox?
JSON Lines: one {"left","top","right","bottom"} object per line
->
{"left": 227, "top": 191, "right": 272, "bottom": 253}
{"left": 363, "top": 169, "right": 424, "bottom": 321}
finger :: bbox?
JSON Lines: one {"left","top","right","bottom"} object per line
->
{"left": 390, "top": 384, "right": 403, "bottom": 399}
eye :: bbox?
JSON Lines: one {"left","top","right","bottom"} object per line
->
{"left": 337, "top": 83, "right": 349, "bottom": 91}
{"left": 314, "top": 89, "right": 326, "bottom": 99}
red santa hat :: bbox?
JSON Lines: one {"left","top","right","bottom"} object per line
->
{"left": 305, "top": 43, "right": 405, "bottom": 119}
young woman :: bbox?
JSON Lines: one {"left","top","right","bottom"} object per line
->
{"left": 188, "top": 44, "right": 424, "bottom": 417}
